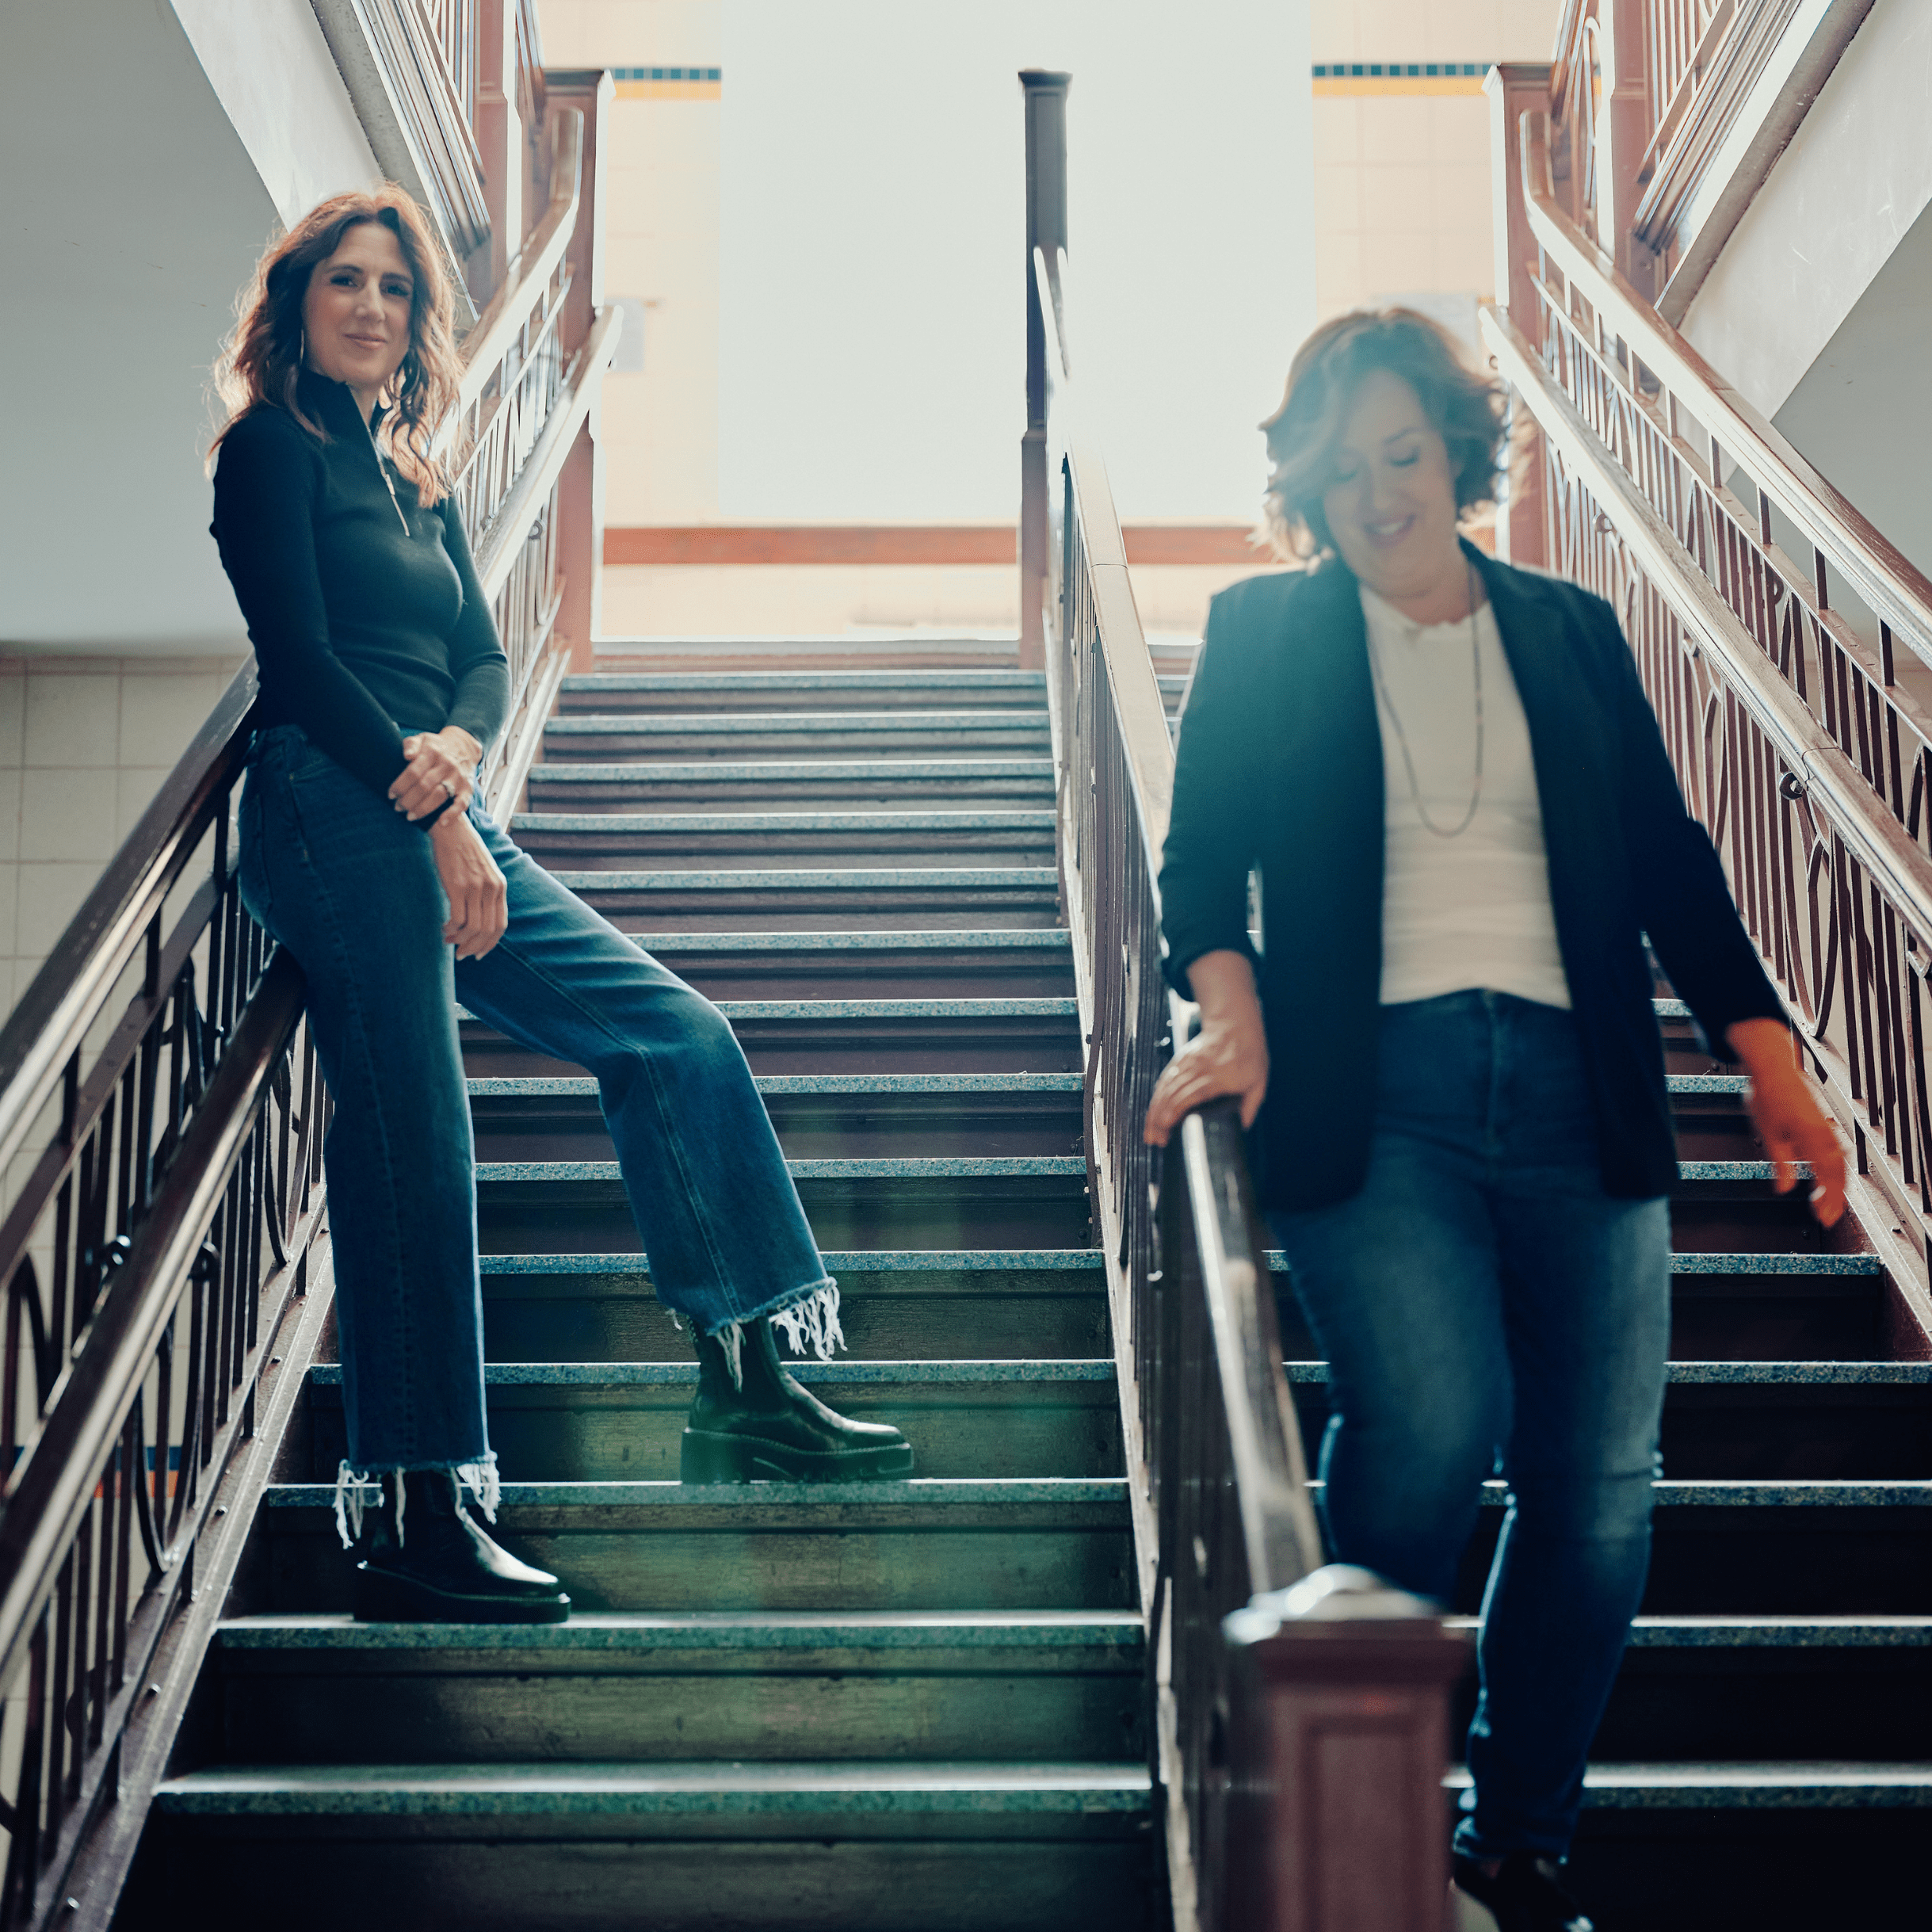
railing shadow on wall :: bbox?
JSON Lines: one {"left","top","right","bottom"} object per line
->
{"left": 0, "top": 66, "right": 618, "bottom": 1932}
{"left": 1018, "top": 71, "right": 1472, "bottom": 1932}
{"left": 1481, "top": 101, "right": 1932, "bottom": 1342}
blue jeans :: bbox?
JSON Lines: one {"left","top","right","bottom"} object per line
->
{"left": 1267, "top": 990, "right": 1669, "bottom": 1861}
{"left": 236, "top": 726, "right": 837, "bottom": 1477}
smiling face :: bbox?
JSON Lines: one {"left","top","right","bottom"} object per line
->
{"left": 1319, "top": 367, "right": 1467, "bottom": 606}
{"left": 300, "top": 219, "right": 414, "bottom": 411}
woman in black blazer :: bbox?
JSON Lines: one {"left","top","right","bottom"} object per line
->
{"left": 1144, "top": 311, "right": 1843, "bottom": 1930}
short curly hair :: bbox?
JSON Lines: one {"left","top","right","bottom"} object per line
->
{"left": 1260, "top": 308, "right": 1506, "bottom": 560}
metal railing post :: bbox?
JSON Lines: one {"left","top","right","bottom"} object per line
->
{"left": 1020, "top": 70, "right": 1070, "bottom": 674}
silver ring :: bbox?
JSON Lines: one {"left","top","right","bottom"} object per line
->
{"left": 441, "top": 778, "right": 456, "bottom": 801}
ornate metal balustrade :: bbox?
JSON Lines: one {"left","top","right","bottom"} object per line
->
{"left": 1021, "top": 72, "right": 1465, "bottom": 1932}
{"left": 1483, "top": 109, "right": 1932, "bottom": 1307}
{"left": 0, "top": 672, "right": 329, "bottom": 1932}
{"left": 0, "top": 84, "right": 616, "bottom": 1932}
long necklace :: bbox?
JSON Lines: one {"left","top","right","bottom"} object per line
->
{"left": 1364, "top": 561, "right": 1485, "bottom": 839}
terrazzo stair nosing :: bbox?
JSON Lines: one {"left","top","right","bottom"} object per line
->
{"left": 1284, "top": 1361, "right": 1932, "bottom": 1385}
{"left": 1261, "top": 1249, "right": 1885, "bottom": 1276}
{"left": 1441, "top": 1615, "right": 1932, "bottom": 1649}
{"left": 468, "top": 1073, "right": 1086, "bottom": 1098}
{"left": 1441, "top": 1762, "right": 1932, "bottom": 1808}
{"left": 477, "top": 1248, "right": 1109, "bottom": 1277}
{"left": 545, "top": 868, "right": 1061, "bottom": 892}
{"left": 1468, "top": 1479, "right": 1932, "bottom": 1507}
{"left": 458, "top": 997, "right": 1079, "bottom": 1025}
{"left": 214, "top": 1610, "right": 1146, "bottom": 1654}
{"left": 544, "top": 710, "right": 1052, "bottom": 736}
{"left": 307, "top": 1360, "right": 1117, "bottom": 1389}
{"left": 475, "top": 1157, "right": 1089, "bottom": 1184}
{"left": 151, "top": 1758, "right": 1154, "bottom": 1819}
{"left": 624, "top": 928, "right": 1073, "bottom": 953}
{"left": 527, "top": 758, "right": 1056, "bottom": 783}
{"left": 559, "top": 670, "right": 1048, "bottom": 694}
{"left": 511, "top": 809, "right": 1059, "bottom": 835}
{"left": 262, "top": 1478, "right": 1130, "bottom": 1512}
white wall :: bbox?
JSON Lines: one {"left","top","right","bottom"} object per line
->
{"left": 1772, "top": 192, "right": 1932, "bottom": 580}
{"left": 0, "top": 1, "right": 287, "bottom": 652}
{"left": 717, "top": 0, "right": 1315, "bottom": 523}
{"left": 169, "top": 0, "right": 381, "bottom": 228}
{"left": 1682, "top": 0, "right": 1932, "bottom": 419}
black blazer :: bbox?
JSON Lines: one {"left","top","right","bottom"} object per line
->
{"left": 1158, "top": 540, "right": 1785, "bottom": 1213}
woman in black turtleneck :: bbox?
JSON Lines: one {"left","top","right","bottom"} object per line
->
{"left": 212, "top": 189, "right": 911, "bottom": 1626}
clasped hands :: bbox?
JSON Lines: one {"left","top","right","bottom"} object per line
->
{"left": 388, "top": 726, "right": 507, "bottom": 961}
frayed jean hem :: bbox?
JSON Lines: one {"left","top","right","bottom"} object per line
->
{"left": 332, "top": 1450, "right": 501, "bottom": 1549}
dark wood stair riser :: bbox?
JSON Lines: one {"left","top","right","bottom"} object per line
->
{"left": 479, "top": 1268, "right": 1112, "bottom": 1365}
{"left": 1465, "top": 1646, "right": 1932, "bottom": 1763}
{"left": 1452, "top": 1507, "right": 1932, "bottom": 1615}
{"left": 476, "top": 1174, "right": 1094, "bottom": 1254}
{"left": 215, "top": 1651, "right": 1147, "bottom": 1766}
{"left": 304, "top": 1378, "right": 1127, "bottom": 1481}
{"left": 128, "top": 1833, "right": 1157, "bottom": 1932}
{"left": 460, "top": 1016, "right": 1083, "bottom": 1078}
{"left": 258, "top": 1507, "right": 1138, "bottom": 1615}
{"left": 1288, "top": 1384, "right": 1932, "bottom": 1480}
{"left": 469, "top": 1090, "right": 1085, "bottom": 1163}
{"left": 1271, "top": 1274, "right": 1896, "bottom": 1363}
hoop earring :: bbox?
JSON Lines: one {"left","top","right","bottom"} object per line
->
{"left": 299, "top": 326, "right": 307, "bottom": 369}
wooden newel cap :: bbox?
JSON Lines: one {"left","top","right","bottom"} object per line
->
{"left": 1225, "top": 1564, "right": 1472, "bottom": 1687}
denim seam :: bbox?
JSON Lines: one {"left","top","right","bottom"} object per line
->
{"left": 279, "top": 769, "right": 433, "bottom": 1468}
{"left": 485, "top": 930, "right": 740, "bottom": 1310}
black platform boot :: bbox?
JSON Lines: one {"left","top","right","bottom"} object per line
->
{"left": 353, "top": 1468, "right": 571, "bottom": 1624}
{"left": 1452, "top": 1852, "right": 1594, "bottom": 1932}
{"left": 680, "top": 1316, "right": 914, "bottom": 1482}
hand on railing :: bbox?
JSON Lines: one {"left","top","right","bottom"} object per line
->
{"left": 1143, "top": 957, "right": 1269, "bottom": 1147}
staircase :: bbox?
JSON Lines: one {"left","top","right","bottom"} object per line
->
{"left": 124, "top": 640, "right": 1159, "bottom": 1930}
{"left": 1278, "top": 989, "right": 1932, "bottom": 1928}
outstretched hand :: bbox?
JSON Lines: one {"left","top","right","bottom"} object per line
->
{"left": 1727, "top": 1017, "right": 1846, "bottom": 1226}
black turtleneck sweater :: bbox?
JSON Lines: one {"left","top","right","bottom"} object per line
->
{"left": 210, "top": 370, "right": 510, "bottom": 806}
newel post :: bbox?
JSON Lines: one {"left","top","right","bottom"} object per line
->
{"left": 1223, "top": 1566, "right": 1471, "bottom": 1930}
{"left": 1486, "top": 62, "right": 1553, "bottom": 570}
{"left": 1019, "top": 70, "right": 1070, "bottom": 674}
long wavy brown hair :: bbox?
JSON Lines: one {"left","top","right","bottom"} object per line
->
{"left": 212, "top": 188, "right": 460, "bottom": 505}
{"left": 1259, "top": 308, "right": 1508, "bottom": 562}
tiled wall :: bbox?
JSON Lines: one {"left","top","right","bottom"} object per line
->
{"left": 0, "top": 655, "right": 245, "bottom": 1022}
{"left": 1309, "top": 0, "right": 1564, "bottom": 326}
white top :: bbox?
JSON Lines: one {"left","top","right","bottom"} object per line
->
{"left": 1360, "top": 582, "right": 1572, "bottom": 1010}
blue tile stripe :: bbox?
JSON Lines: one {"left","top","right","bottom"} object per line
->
{"left": 611, "top": 66, "right": 721, "bottom": 82}
{"left": 1312, "top": 60, "right": 1491, "bottom": 76}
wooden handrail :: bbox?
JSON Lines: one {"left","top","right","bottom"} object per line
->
{"left": 1518, "top": 109, "right": 1932, "bottom": 660}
